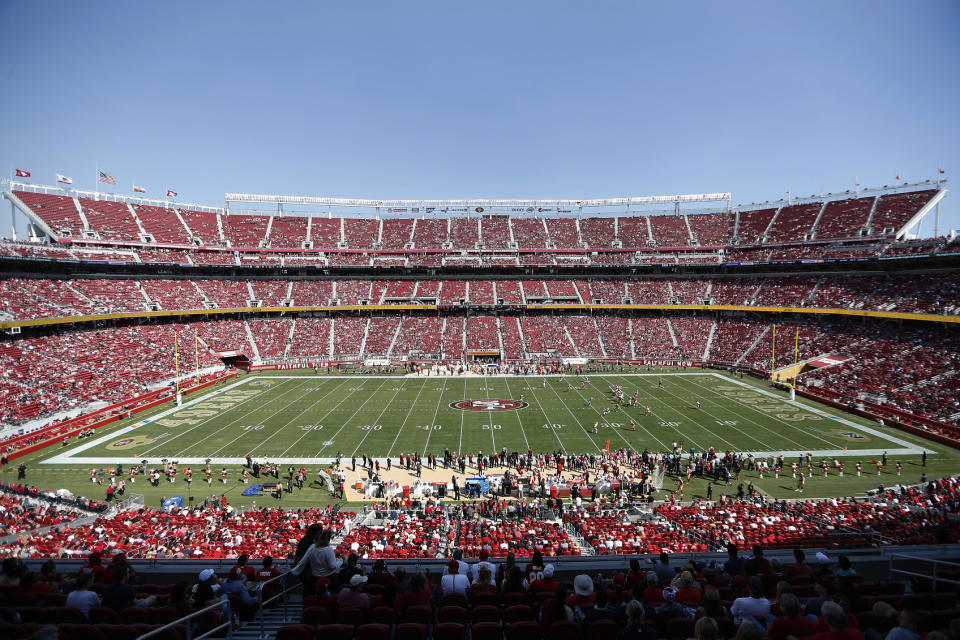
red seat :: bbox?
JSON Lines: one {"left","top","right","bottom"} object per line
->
{"left": 588, "top": 619, "right": 619, "bottom": 640}
{"left": 317, "top": 623, "right": 354, "bottom": 640}
{"left": 472, "top": 606, "right": 501, "bottom": 624}
{"left": 439, "top": 606, "right": 468, "bottom": 625}
{"left": 57, "top": 623, "right": 107, "bottom": 640}
{"left": 302, "top": 607, "right": 332, "bottom": 626}
{"left": 121, "top": 607, "right": 155, "bottom": 624}
{"left": 395, "top": 622, "right": 428, "bottom": 640}
{"left": 90, "top": 606, "right": 123, "bottom": 624}
{"left": 404, "top": 606, "right": 432, "bottom": 626}
{"left": 502, "top": 593, "right": 529, "bottom": 608}
{"left": 473, "top": 622, "right": 504, "bottom": 640}
{"left": 152, "top": 607, "right": 182, "bottom": 625}
{"left": 357, "top": 623, "right": 391, "bottom": 640}
{"left": 93, "top": 624, "right": 138, "bottom": 640}
{"left": 504, "top": 606, "right": 534, "bottom": 624}
{"left": 547, "top": 620, "right": 580, "bottom": 640}
{"left": 435, "top": 622, "right": 466, "bottom": 640}
{"left": 473, "top": 592, "right": 498, "bottom": 608}
{"left": 369, "top": 607, "right": 397, "bottom": 626}
{"left": 50, "top": 608, "right": 88, "bottom": 624}
{"left": 278, "top": 624, "right": 317, "bottom": 640}
{"left": 442, "top": 593, "right": 468, "bottom": 608}
{"left": 510, "top": 620, "right": 543, "bottom": 640}
{"left": 18, "top": 608, "right": 49, "bottom": 624}
{"left": 664, "top": 617, "right": 695, "bottom": 640}
{"left": 336, "top": 607, "right": 367, "bottom": 627}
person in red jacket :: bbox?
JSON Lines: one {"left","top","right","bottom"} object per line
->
{"left": 229, "top": 554, "right": 256, "bottom": 582}
{"left": 78, "top": 551, "right": 106, "bottom": 583}
{"left": 530, "top": 564, "right": 559, "bottom": 595}
{"left": 812, "top": 601, "right": 864, "bottom": 640}
{"left": 767, "top": 593, "right": 815, "bottom": 640}
{"left": 255, "top": 556, "right": 280, "bottom": 601}
{"left": 785, "top": 548, "right": 814, "bottom": 583}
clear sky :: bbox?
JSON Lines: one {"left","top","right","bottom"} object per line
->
{"left": 1, "top": 1, "right": 958, "bottom": 236}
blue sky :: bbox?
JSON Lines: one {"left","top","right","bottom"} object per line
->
{"left": 1, "top": 1, "right": 958, "bottom": 235}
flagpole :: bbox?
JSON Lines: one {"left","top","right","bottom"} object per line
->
{"left": 793, "top": 327, "right": 800, "bottom": 383}
{"left": 194, "top": 328, "right": 200, "bottom": 384}
{"left": 771, "top": 324, "right": 776, "bottom": 378}
{"left": 174, "top": 331, "right": 180, "bottom": 397}
{"left": 935, "top": 164, "right": 941, "bottom": 237}
{"left": 95, "top": 161, "right": 98, "bottom": 198}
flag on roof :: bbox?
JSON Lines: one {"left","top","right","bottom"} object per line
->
{"left": 166, "top": 189, "right": 178, "bottom": 197}
{"left": 98, "top": 171, "right": 117, "bottom": 185}
{"left": 57, "top": 173, "right": 73, "bottom": 185}
{"left": 133, "top": 185, "right": 146, "bottom": 193}
{"left": 15, "top": 169, "right": 30, "bottom": 178}
{"left": 940, "top": 169, "right": 946, "bottom": 174}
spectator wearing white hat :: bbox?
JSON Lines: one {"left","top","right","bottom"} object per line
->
{"left": 568, "top": 574, "right": 596, "bottom": 608}
{"left": 338, "top": 574, "right": 371, "bottom": 610}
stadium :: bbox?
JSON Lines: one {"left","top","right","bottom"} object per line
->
{"left": 1, "top": 4, "right": 959, "bottom": 640}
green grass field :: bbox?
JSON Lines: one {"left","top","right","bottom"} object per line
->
{"left": 8, "top": 369, "right": 957, "bottom": 508}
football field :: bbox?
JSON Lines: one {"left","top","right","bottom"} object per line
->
{"left": 44, "top": 371, "right": 922, "bottom": 467}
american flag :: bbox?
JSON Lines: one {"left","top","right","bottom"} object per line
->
{"left": 99, "top": 171, "right": 117, "bottom": 185}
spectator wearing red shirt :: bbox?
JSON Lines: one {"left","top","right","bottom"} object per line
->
{"left": 676, "top": 571, "right": 702, "bottom": 605}
{"left": 530, "top": 564, "right": 559, "bottom": 595}
{"left": 78, "top": 551, "right": 106, "bottom": 583}
{"left": 812, "top": 602, "right": 864, "bottom": 640}
{"left": 786, "top": 549, "right": 815, "bottom": 584}
{"left": 255, "top": 556, "right": 280, "bottom": 601}
{"left": 767, "top": 593, "right": 815, "bottom": 640}
{"left": 643, "top": 572, "right": 664, "bottom": 606}
{"left": 396, "top": 572, "right": 430, "bottom": 612}
{"left": 229, "top": 554, "right": 256, "bottom": 582}
{"left": 625, "top": 558, "right": 646, "bottom": 589}
{"left": 471, "top": 565, "right": 496, "bottom": 597}
{"left": 744, "top": 545, "right": 773, "bottom": 577}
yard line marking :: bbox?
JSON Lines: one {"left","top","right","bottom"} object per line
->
{"left": 234, "top": 378, "right": 349, "bottom": 457}
{"left": 350, "top": 381, "right": 411, "bottom": 457}
{"left": 592, "top": 375, "right": 708, "bottom": 451}
{"left": 502, "top": 376, "right": 530, "bottom": 451}
{"left": 457, "top": 377, "right": 467, "bottom": 455}
{"left": 575, "top": 376, "right": 673, "bottom": 451}
{"left": 385, "top": 378, "right": 430, "bottom": 458}
{"left": 277, "top": 379, "right": 354, "bottom": 457}
{"left": 682, "top": 376, "right": 816, "bottom": 450}
{"left": 616, "top": 372, "right": 772, "bottom": 450}
{"left": 419, "top": 376, "right": 448, "bottom": 457}
{"left": 180, "top": 379, "right": 316, "bottom": 457}
{"left": 140, "top": 378, "right": 307, "bottom": 457}
{"left": 711, "top": 373, "right": 916, "bottom": 450}
{"left": 541, "top": 377, "right": 604, "bottom": 453}
{"left": 519, "top": 376, "right": 566, "bottom": 452}
{"left": 314, "top": 378, "right": 392, "bottom": 457}
{"left": 565, "top": 377, "right": 655, "bottom": 450}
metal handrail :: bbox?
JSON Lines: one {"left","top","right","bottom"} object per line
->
{"left": 888, "top": 553, "right": 960, "bottom": 590}
{"left": 135, "top": 596, "right": 234, "bottom": 640}
{"left": 255, "top": 571, "right": 303, "bottom": 640}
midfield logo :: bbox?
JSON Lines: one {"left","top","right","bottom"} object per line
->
{"left": 450, "top": 398, "right": 529, "bottom": 412}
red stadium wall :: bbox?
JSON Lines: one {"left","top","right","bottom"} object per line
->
{"left": 6, "top": 371, "right": 237, "bottom": 461}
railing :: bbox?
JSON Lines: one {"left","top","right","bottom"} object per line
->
{"left": 255, "top": 571, "right": 303, "bottom": 640}
{"left": 888, "top": 554, "right": 960, "bottom": 591}
{"left": 136, "top": 597, "right": 234, "bottom": 640}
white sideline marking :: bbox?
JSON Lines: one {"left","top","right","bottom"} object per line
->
{"left": 40, "top": 372, "right": 933, "bottom": 465}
